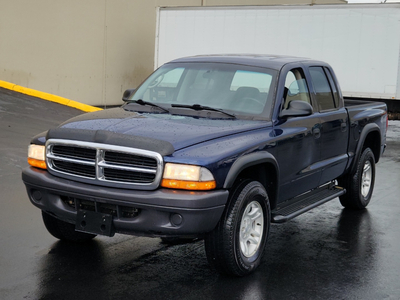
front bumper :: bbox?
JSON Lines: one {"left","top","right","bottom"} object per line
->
{"left": 22, "top": 167, "right": 229, "bottom": 237}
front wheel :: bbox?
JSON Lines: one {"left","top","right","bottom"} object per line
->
{"left": 204, "top": 180, "right": 270, "bottom": 276}
{"left": 338, "top": 147, "right": 376, "bottom": 210}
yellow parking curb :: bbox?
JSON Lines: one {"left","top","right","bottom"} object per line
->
{"left": 0, "top": 80, "right": 103, "bottom": 112}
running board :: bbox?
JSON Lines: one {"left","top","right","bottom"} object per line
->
{"left": 271, "top": 185, "right": 346, "bottom": 223}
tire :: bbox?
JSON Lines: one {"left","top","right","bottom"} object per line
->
{"left": 42, "top": 211, "right": 96, "bottom": 242}
{"left": 204, "top": 180, "right": 270, "bottom": 276}
{"left": 338, "top": 147, "right": 376, "bottom": 210}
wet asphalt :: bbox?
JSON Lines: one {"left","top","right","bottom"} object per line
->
{"left": 0, "top": 87, "right": 399, "bottom": 300}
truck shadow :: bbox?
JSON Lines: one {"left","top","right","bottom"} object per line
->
{"left": 36, "top": 240, "right": 108, "bottom": 299}
{"left": 243, "top": 207, "right": 378, "bottom": 299}
{"left": 36, "top": 236, "right": 211, "bottom": 299}
{"left": 36, "top": 207, "right": 377, "bottom": 300}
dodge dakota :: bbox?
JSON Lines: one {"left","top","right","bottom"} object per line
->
{"left": 22, "top": 55, "right": 387, "bottom": 276}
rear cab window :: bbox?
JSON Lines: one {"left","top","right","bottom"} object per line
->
{"left": 309, "top": 67, "right": 337, "bottom": 111}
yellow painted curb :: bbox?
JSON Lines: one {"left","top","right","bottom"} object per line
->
{"left": 0, "top": 80, "right": 103, "bottom": 112}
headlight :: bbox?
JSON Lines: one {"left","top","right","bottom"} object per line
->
{"left": 161, "top": 163, "right": 216, "bottom": 190}
{"left": 27, "top": 144, "right": 47, "bottom": 169}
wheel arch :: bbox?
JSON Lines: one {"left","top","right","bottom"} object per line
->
{"left": 351, "top": 124, "right": 381, "bottom": 174}
{"left": 223, "top": 152, "right": 279, "bottom": 210}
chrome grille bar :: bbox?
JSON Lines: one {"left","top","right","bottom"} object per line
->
{"left": 45, "top": 139, "right": 163, "bottom": 190}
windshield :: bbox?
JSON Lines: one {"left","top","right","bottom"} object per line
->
{"left": 129, "top": 62, "right": 277, "bottom": 119}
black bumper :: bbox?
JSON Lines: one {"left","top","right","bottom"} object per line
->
{"left": 22, "top": 167, "right": 228, "bottom": 237}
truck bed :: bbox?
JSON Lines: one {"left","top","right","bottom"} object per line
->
{"left": 344, "top": 98, "right": 386, "bottom": 108}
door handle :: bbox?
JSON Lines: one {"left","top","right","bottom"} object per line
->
{"left": 313, "top": 128, "right": 321, "bottom": 139}
{"left": 341, "top": 122, "right": 347, "bottom": 132}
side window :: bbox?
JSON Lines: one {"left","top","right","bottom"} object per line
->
{"left": 283, "top": 68, "right": 311, "bottom": 109}
{"left": 309, "top": 67, "right": 336, "bottom": 111}
{"left": 324, "top": 67, "right": 339, "bottom": 108}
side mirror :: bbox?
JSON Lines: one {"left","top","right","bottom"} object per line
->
{"left": 279, "top": 100, "right": 313, "bottom": 118}
{"left": 122, "top": 88, "right": 136, "bottom": 102}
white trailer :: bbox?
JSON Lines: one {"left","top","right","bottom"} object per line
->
{"left": 155, "top": 4, "right": 400, "bottom": 101}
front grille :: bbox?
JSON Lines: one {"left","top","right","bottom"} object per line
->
{"left": 52, "top": 145, "right": 96, "bottom": 160}
{"left": 53, "top": 160, "right": 96, "bottom": 178}
{"left": 103, "top": 168, "right": 156, "bottom": 183}
{"left": 61, "top": 196, "right": 140, "bottom": 219}
{"left": 46, "top": 139, "right": 163, "bottom": 190}
{"left": 104, "top": 151, "right": 157, "bottom": 168}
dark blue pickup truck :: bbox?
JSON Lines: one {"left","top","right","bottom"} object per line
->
{"left": 22, "top": 55, "right": 387, "bottom": 276}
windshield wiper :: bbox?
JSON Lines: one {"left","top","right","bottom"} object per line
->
{"left": 171, "top": 104, "right": 236, "bottom": 118}
{"left": 129, "top": 99, "right": 169, "bottom": 113}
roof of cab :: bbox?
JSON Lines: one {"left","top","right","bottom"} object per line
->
{"left": 167, "top": 54, "right": 319, "bottom": 70}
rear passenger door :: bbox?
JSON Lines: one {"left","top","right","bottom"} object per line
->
{"left": 308, "top": 66, "right": 349, "bottom": 185}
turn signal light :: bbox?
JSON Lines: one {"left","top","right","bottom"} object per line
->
{"left": 161, "top": 179, "right": 216, "bottom": 190}
{"left": 28, "top": 158, "right": 47, "bottom": 169}
{"left": 161, "top": 163, "right": 216, "bottom": 190}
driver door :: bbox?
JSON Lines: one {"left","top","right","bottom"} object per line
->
{"left": 275, "top": 68, "right": 322, "bottom": 202}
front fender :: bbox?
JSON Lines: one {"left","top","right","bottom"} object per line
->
{"left": 223, "top": 151, "right": 279, "bottom": 189}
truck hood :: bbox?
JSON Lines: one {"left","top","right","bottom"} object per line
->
{"left": 50, "top": 107, "right": 269, "bottom": 153}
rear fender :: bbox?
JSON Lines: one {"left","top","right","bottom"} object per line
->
{"left": 349, "top": 123, "right": 381, "bottom": 175}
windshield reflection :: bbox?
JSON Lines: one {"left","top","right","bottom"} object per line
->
{"left": 129, "top": 62, "right": 277, "bottom": 119}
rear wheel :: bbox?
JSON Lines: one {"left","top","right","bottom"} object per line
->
{"left": 205, "top": 180, "right": 270, "bottom": 276}
{"left": 42, "top": 211, "right": 96, "bottom": 242}
{"left": 338, "top": 147, "right": 376, "bottom": 210}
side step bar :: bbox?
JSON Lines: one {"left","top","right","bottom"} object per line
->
{"left": 271, "top": 185, "right": 346, "bottom": 223}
